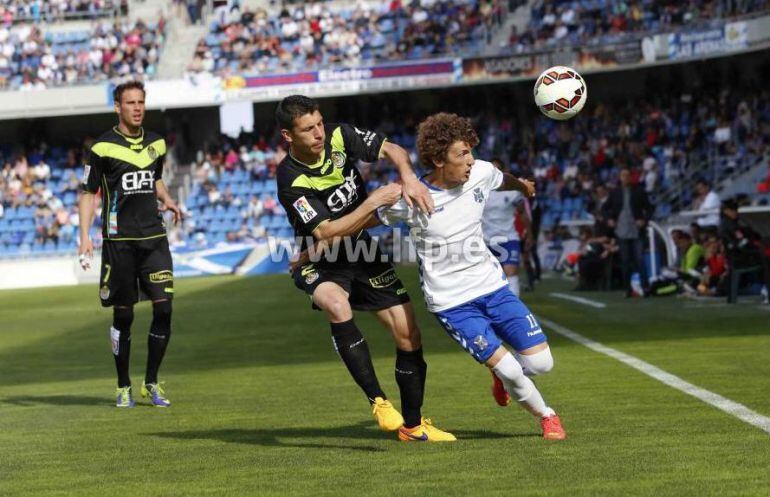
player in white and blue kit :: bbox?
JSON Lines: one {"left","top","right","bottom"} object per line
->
{"left": 482, "top": 158, "right": 524, "bottom": 296}
{"left": 378, "top": 113, "right": 566, "bottom": 440}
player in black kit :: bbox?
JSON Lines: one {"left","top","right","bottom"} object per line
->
{"left": 276, "top": 95, "right": 455, "bottom": 441}
{"left": 78, "top": 81, "right": 182, "bottom": 408}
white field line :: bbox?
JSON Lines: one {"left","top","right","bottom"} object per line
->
{"left": 549, "top": 292, "right": 607, "bottom": 309}
{"left": 541, "top": 318, "right": 770, "bottom": 435}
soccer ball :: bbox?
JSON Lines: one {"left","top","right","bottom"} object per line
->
{"left": 533, "top": 66, "right": 587, "bottom": 121}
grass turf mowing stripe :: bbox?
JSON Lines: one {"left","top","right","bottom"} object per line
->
{"left": 541, "top": 317, "right": 770, "bottom": 435}
{"left": 549, "top": 292, "right": 607, "bottom": 308}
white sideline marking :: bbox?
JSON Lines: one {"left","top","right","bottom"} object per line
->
{"left": 549, "top": 292, "right": 606, "bottom": 309}
{"left": 541, "top": 318, "right": 770, "bottom": 435}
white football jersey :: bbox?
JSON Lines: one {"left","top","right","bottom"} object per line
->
{"left": 379, "top": 160, "right": 508, "bottom": 312}
{"left": 482, "top": 189, "right": 523, "bottom": 243}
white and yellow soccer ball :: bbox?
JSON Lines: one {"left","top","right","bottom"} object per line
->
{"left": 533, "top": 66, "right": 587, "bottom": 121}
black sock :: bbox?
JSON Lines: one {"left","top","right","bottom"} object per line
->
{"left": 112, "top": 307, "right": 133, "bottom": 388}
{"left": 395, "top": 347, "right": 426, "bottom": 428}
{"left": 330, "top": 319, "right": 385, "bottom": 402}
{"left": 145, "top": 301, "right": 172, "bottom": 385}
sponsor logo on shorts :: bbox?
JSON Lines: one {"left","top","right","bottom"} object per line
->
{"left": 473, "top": 335, "right": 489, "bottom": 351}
{"left": 301, "top": 265, "right": 319, "bottom": 285}
{"left": 396, "top": 287, "right": 408, "bottom": 295}
{"left": 82, "top": 164, "right": 91, "bottom": 184}
{"left": 100, "top": 285, "right": 110, "bottom": 300}
{"left": 527, "top": 329, "right": 543, "bottom": 337}
{"left": 149, "top": 270, "right": 173, "bottom": 283}
{"left": 368, "top": 268, "right": 398, "bottom": 288}
{"left": 293, "top": 196, "right": 318, "bottom": 223}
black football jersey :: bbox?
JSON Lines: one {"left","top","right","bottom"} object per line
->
{"left": 81, "top": 127, "right": 167, "bottom": 241}
{"left": 277, "top": 123, "right": 386, "bottom": 262}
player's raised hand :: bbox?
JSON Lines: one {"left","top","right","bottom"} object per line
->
{"left": 78, "top": 237, "right": 93, "bottom": 271}
{"left": 369, "top": 183, "right": 403, "bottom": 207}
{"left": 518, "top": 177, "right": 536, "bottom": 198}
{"left": 402, "top": 177, "right": 434, "bottom": 214}
{"left": 159, "top": 200, "right": 183, "bottom": 225}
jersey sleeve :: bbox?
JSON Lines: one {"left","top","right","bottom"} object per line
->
{"left": 489, "top": 164, "right": 504, "bottom": 191}
{"left": 279, "top": 187, "right": 332, "bottom": 236}
{"left": 81, "top": 146, "right": 106, "bottom": 193}
{"left": 377, "top": 199, "right": 409, "bottom": 227}
{"left": 377, "top": 199, "right": 430, "bottom": 229}
{"left": 336, "top": 123, "right": 387, "bottom": 162}
{"left": 473, "top": 160, "right": 504, "bottom": 193}
{"left": 154, "top": 140, "right": 167, "bottom": 181}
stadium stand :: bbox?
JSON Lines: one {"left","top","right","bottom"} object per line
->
{"left": 0, "top": 0, "right": 125, "bottom": 24}
{"left": 0, "top": 144, "right": 95, "bottom": 257}
{"left": 509, "top": 0, "right": 770, "bottom": 52}
{"left": 0, "top": 17, "right": 166, "bottom": 89}
{"left": 187, "top": 0, "right": 508, "bottom": 76}
{"left": 3, "top": 74, "right": 768, "bottom": 257}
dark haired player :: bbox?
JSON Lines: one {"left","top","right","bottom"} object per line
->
{"left": 275, "top": 95, "right": 454, "bottom": 441}
{"left": 78, "top": 81, "right": 182, "bottom": 408}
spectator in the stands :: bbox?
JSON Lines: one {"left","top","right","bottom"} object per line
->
{"left": 602, "top": 167, "right": 653, "bottom": 296}
{"left": 694, "top": 178, "right": 721, "bottom": 228}
{"left": 244, "top": 194, "right": 264, "bottom": 220}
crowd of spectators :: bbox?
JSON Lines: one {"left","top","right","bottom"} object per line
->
{"left": 0, "top": 1, "right": 124, "bottom": 24}
{"left": 0, "top": 17, "right": 165, "bottom": 90}
{"left": 188, "top": 0, "right": 507, "bottom": 76}
{"left": 0, "top": 145, "right": 87, "bottom": 255}
{"left": 507, "top": 0, "right": 770, "bottom": 53}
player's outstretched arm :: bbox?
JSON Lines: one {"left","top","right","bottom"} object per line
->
{"left": 380, "top": 141, "right": 434, "bottom": 214}
{"left": 312, "top": 183, "right": 401, "bottom": 241}
{"left": 78, "top": 192, "right": 96, "bottom": 270}
{"left": 499, "top": 173, "right": 536, "bottom": 197}
{"left": 292, "top": 182, "right": 401, "bottom": 272}
{"left": 290, "top": 214, "right": 381, "bottom": 273}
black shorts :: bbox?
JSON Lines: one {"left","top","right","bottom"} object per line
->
{"left": 293, "top": 259, "right": 410, "bottom": 312}
{"left": 99, "top": 236, "right": 174, "bottom": 307}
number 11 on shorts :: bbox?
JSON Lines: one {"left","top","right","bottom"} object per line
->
{"left": 526, "top": 313, "right": 538, "bottom": 329}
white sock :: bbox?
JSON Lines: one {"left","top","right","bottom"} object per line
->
{"left": 508, "top": 275, "right": 520, "bottom": 296}
{"left": 515, "top": 347, "right": 554, "bottom": 377}
{"left": 492, "top": 352, "right": 555, "bottom": 418}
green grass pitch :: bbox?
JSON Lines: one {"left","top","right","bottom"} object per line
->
{"left": 1, "top": 269, "right": 769, "bottom": 496}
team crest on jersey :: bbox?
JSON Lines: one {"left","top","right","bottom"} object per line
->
{"left": 100, "top": 285, "right": 110, "bottom": 300}
{"left": 147, "top": 146, "right": 158, "bottom": 160}
{"left": 331, "top": 151, "right": 346, "bottom": 169}
{"left": 293, "top": 196, "right": 318, "bottom": 223}
{"left": 473, "top": 335, "right": 488, "bottom": 351}
{"left": 473, "top": 188, "right": 484, "bottom": 203}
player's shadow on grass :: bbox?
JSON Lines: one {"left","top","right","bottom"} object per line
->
{"left": 149, "top": 422, "right": 388, "bottom": 452}
{"left": 2, "top": 395, "right": 107, "bottom": 407}
{"left": 149, "top": 423, "right": 531, "bottom": 451}
{"left": 453, "top": 429, "right": 538, "bottom": 440}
